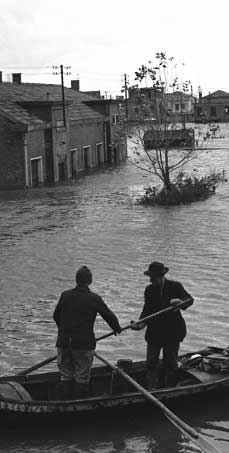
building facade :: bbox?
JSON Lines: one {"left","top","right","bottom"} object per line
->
{"left": 165, "top": 91, "right": 195, "bottom": 123}
{"left": 127, "top": 87, "right": 163, "bottom": 124}
{"left": 0, "top": 75, "right": 127, "bottom": 189}
{"left": 127, "top": 87, "right": 195, "bottom": 125}
{"left": 84, "top": 97, "right": 127, "bottom": 164}
{"left": 194, "top": 90, "right": 229, "bottom": 123}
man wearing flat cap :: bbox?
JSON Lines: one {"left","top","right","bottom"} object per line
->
{"left": 131, "top": 261, "right": 194, "bottom": 388}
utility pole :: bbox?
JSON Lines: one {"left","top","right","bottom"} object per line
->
{"left": 60, "top": 64, "right": 66, "bottom": 127}
{"left": 124, "top": 73, "right": 129, "bottom": 119}
{"left": 53, "top": 65, "right": 71, "bottom": 128}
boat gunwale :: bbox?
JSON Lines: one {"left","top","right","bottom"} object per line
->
{"left": 1, "top": 375, "right": 229, "bottom": 414}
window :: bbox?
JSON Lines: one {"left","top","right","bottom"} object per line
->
{"left": 112, "top": 114, "right": 119, "bottom": 124}
{"left": 56, "top": 120, "right": 65, "bottom": 132}
{"left": 210, "top": 106, "right": 216, "bottom": 117}
{"left": 175, "top": 103, "right": 180, "bottom": 111}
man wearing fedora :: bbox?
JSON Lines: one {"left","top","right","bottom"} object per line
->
{"left": 131, "top": 261, "right": 194, "bottom": 388}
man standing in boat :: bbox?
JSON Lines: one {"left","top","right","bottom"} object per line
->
{"left": 131, "top": 262, "right": 194, "bottom": 388}
{"left": 53, "top": 265, "right": 122, "bottom": 399}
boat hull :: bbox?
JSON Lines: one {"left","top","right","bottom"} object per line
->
{"left": 1, "top": 346, "right": 229, "bottom": 424}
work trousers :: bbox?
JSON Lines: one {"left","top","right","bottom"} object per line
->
{"left": 57, "top": 347, "right": 94, "bottom": 384}
{"left": 146, "top": 340, "right": 180, "bottom": 388}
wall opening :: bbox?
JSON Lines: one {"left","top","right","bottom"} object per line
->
{"left": 70, "top": 149, "right": 77, "bottom": 177}
{"left": 58, "top": 162, "right": 65, "bottom": 181}
{"left": 96, "top": 143, "right": 103, "bottom": 166}
{"left": 30, "top": 157, "right": 43, "bottom": 188}
{"left": 83, "top": 146, "right": 91, "bottom": 170}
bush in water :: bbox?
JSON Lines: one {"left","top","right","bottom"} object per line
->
{"left": 138, "top": 170, "right": 227, "bottom": 206}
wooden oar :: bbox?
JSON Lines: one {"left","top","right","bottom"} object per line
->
{"left": 17, "top": 299, "right": 190, "bottom": 376}
{"left": 94, "top": 351, "right": 221, "bottom": 453}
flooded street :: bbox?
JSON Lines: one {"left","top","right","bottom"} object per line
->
{"left": 0, "top": 124, "right": 229, "bottom": 452}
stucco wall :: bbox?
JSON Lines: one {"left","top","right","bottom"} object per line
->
{"left": 69, "top": 120, "right": 105, "bottom": 174}
{"left": 0, "top": 116, "right": 25, "bottom": 189}
{"left": 51, "top": 106, "right": 70, "bottom": 181}
{"left": 26, "top": 129, "right": 46, "bottom": 187}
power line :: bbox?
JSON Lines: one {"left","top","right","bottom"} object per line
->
{"left": 0, "top": 66, "right": 52, "bottom": 69}
{"left": 4, "top": 72, "right": 57, "bottom": 76}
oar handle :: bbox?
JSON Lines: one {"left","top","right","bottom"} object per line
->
{"left": 96, "top": 298, "right": 192, "bottom": 341}
{"left": 124, "top": 298, "right": 192, "bottom": 328}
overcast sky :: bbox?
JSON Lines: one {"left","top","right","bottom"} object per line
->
{"left": 1, "top": 0, "right": 228, "bottom": 96}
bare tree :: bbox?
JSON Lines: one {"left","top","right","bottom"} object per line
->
{"left": 128, "top": 52, "right": 198, "bottom": 191}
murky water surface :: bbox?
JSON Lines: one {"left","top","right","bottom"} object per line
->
{"left": 0, "top": 124, "right": 229, "bottom": 451}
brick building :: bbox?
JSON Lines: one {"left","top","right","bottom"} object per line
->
{"left": 0, "top": 74, "right": 127, "bottom": 189}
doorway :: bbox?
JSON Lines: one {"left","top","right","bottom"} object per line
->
{"left": 30, "top": 157, "right": 43, "bottom": 187}
{"left": 83, "top": 146, "right": 90, "bottom": 170}
{"left": 58, "top": 162, "right": 65, "bottom": 181}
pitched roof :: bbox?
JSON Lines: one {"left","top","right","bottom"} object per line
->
{"left": 0, "top": 101, "right": 45, "bottom": 126}
{"left": 204, "top": 90, "right": 229, "bottom": 99}
{"left": 0, "top": 82, "right": 105, "bottom": 124}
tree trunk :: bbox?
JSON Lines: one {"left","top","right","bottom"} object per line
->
{"left": 164, "top": 149, "right": 171, "bottom": 190}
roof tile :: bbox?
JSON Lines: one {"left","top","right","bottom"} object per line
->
{"left": 0, "top": 82, "right": 104, "bottom": 124}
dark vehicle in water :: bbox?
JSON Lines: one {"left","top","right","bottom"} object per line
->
{"left": 144, "top": 128, "right": 195, "bottom": 150}
{"left": 0, "top": 346, "right": 229, "bottom": 425}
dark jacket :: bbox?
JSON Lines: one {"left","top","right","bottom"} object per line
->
{"left": 53, "top": 285, "right": 121, "bottom": 350}
{"left": 140, "top": 278, "right": 193, "bottom": 344}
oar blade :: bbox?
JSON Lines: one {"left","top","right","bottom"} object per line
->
{"left": 165, "top": 414, "right": 221, "bottom": 453}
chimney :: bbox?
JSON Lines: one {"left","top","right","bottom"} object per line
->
{"left": 12, "top": 73, "right": 22, "bottom": 84}
{"left": 0, "top": 71, "right": 2, "bottom": 83}
{"left": 198, "top": 86, "right": 202, "bottom": 105}
{"left": 71, "top": 79, "right": 80, "bottom": 91}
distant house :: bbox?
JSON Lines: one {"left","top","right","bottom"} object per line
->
{"left": 127, "top": 87, "right": 195, "bottom": 125}
{"left": 194, "top": 90, "right": 229, "bottom": 123}
{"left": 165, "top": 91, "right": 196, "bottom": 123}
{"left": 127, "top": 87, "right": 163, "bottom": 124}
{"left": 0, "top": 73, "right": 126, "bottom": 189}
{"left": 84, "top": 96, "right": 127, "bottom": 164}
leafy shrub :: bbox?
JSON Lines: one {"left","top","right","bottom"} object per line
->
{"left": 138, "top": 170, "right": 227, "bottom": 206}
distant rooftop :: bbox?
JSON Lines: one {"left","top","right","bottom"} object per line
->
{"left": 204, "top": 90, "right": 229, "bottom": 98}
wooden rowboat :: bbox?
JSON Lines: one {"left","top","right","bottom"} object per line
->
{"left": 0, "top": 346, "right": 229, "bottom": 425}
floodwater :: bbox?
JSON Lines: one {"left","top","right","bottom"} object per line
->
{"left": 0, "top": 124, "right": 229, "bottom": 452}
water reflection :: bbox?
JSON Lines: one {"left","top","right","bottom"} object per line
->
{"left": 0, "top": 412, "right": 198, "bottom": 453}
{"left": 1, "top": 400, "right": 227, "bottom": 453}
